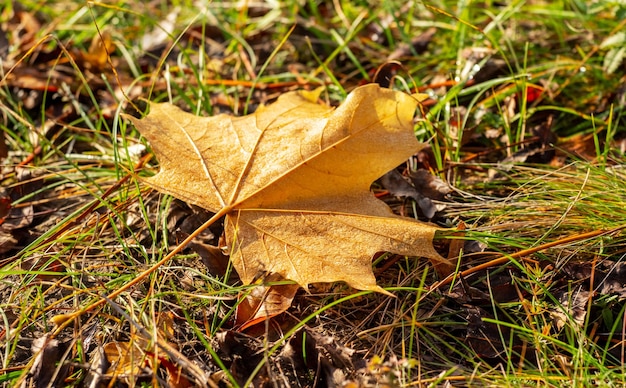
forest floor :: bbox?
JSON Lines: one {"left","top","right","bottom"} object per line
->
{"left": 1, "top": 1, "right": 626, "bottom": 387}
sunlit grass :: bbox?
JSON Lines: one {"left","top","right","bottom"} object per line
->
{"left": 1, "top": 0, "right": 625, "bottom": 386}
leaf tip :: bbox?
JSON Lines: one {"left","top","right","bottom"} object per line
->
{"left": 298, "top": 87, "right": 325, "bottom": 103}
{"left": 367, "top": 285, "right": 395, "bottom": 297}
{"left": 411, "top": 92, "right": 430, "bottom": 103}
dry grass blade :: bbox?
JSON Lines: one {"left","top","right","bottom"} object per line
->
{"left": 433, "top": 225, "right": 626, "bottom": 290}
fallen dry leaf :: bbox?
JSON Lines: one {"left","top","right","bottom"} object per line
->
{"left": 128, "top": 84, "right": 453, "bottom": 293}
{"left": 98, "top": 341, "right": 152, "bottom": 386}
{"left": 89, "top": 312, "right": 193, "bottom": 387}
{"left": 23, "top": 334, "right": 69, "bottom": 388}
{"left": 235, "top": 273, "right": 300, "bottom": 330}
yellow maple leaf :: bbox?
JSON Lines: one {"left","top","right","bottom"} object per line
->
{"left": 128, "top": 84, "right": 453, "bottom": 293}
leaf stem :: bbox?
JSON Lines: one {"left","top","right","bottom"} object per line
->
{"left": 431, "top": 225, "right": 626, "bottom": 291}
